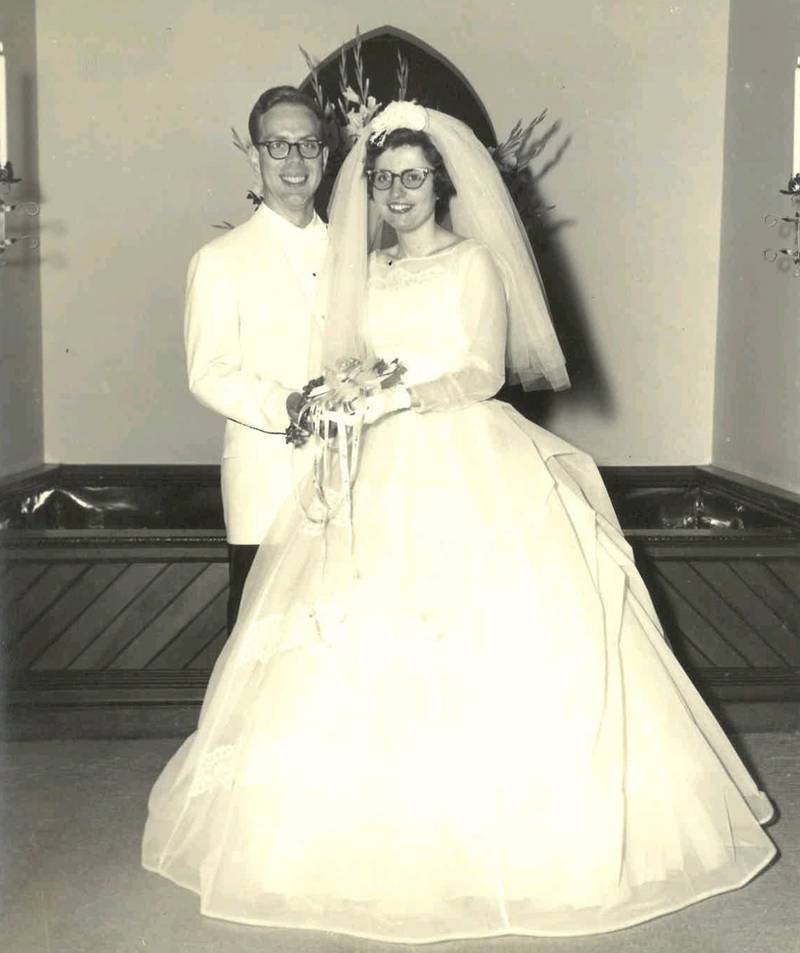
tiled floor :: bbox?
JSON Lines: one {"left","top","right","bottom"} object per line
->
{"left": 1, "top": 732, "right": 798, "bottom": 953}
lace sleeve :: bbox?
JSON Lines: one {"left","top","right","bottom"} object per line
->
{"left": 409, "top": 242, "right": 507, "bottom": 413}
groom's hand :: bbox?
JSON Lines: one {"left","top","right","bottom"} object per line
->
{"left": 286, "top": 392, "right": 340, "bottom": 442}
{"left": 285, "top": 391, "right": 314, "bottom": 447}
{"left": 286, "top": 392, "right": 308, "bottom": 428}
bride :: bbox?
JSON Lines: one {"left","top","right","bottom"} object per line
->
{"left": 142, "top": 101, "right": 776, "bottom": 943}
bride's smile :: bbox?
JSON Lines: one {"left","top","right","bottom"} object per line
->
{"left": 371, "top": 144, "right": 437, "bottom": 235}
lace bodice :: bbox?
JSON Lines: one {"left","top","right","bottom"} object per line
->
{"left": 366, "top": 239, "right": 508, "bottom": 412}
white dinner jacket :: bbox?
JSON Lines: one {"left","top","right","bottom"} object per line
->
{"left": 185, "top": 203, "right": 328, "bottom": 544}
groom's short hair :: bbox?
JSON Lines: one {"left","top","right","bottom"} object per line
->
{"left": 248, "top": 86, "right": 324, "bottom": 144}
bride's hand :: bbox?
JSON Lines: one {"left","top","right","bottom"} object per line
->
{"left": 361, "top": 387, "right": 412, "bottom": 424}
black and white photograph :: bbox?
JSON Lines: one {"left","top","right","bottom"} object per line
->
{"left": 1, "top": 2, "right": 798, "bottom": 951}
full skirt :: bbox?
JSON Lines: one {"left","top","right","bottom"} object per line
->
{"left": 142, "top": 400, "right": 776, "bottom": 942}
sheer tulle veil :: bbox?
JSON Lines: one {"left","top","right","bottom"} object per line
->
{"left": 315, "top": 102, "right": 570, "bottom": 392}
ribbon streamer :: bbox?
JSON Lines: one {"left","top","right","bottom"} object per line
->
{"left": 292, "top": 358, "right": 405, "bottom": 536}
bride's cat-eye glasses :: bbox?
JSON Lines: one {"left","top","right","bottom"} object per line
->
{"left": 255, "top": 139, "right": 324, "bottom": 160}
{"left": 367, "top": 168, "right": 432, "bottom": 190}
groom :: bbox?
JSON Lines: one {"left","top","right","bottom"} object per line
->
{"left": 185, "top": 86, "right": 329, "bottom": 632}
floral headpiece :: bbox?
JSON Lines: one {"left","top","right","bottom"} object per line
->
{"left": 368, "top": 100, "right": 428, "bottom": 146}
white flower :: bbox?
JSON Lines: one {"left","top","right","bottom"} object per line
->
{"left": 368, "top": 100, "right": 428, "bottom": 144}
{"left": 344, "top": 96, "right": 380, "bottom": 142}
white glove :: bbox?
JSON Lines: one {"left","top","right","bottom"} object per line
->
{"left": 362, "top": 386, "right": 412, "bottom": 424}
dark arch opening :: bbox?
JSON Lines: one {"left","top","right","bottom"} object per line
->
{"left": 300, "top": 26, "right": 496, "bottom": 144}
{"left": 300, "top": 26, "right": 497, "bottom": 215}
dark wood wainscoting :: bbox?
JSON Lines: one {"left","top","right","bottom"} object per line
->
{"left": 4, "top": 534, "right": 228, "bottom": 672}
{"left": 1, "top": 529, "right": 226, "bottom": 737}
{"left": 632, "top": 532, "right": 800, "bottom": 731}
{"left": 2, "top": 465, "right": 800, "bottom": 737}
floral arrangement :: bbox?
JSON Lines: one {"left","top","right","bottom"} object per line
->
{"left": 287, "top": 357, "right": 407, "bottom": 526}
{"left": 286, "top": 357, "right": 406, "bottom": 448}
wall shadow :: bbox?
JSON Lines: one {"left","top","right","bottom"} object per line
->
{"left": 498, "top": 136, "right": 614, "bottom": 428}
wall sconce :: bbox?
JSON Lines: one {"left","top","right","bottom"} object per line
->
{"left": 763, "top": 60, "right": 800, "bottom": 276}
{"left": 0, "top": 161, "right": 40, "bottom": 264}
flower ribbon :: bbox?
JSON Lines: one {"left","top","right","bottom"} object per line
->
{"left": 289, "top": 358, "right": 406, "bottom": 536}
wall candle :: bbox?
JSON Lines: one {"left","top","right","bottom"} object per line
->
{"left": 0, "top": 42, "right": 7, "bottom": 167}
{"left": 794, "top": 56, "right": 800, "bottom": 175}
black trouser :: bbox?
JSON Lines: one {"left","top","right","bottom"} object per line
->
{"left": 227, "top": 543, "right": 259, "bottom": 633}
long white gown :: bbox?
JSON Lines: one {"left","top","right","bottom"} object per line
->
{"left": 142, "top": 239, "right": 776, "bottom": 943}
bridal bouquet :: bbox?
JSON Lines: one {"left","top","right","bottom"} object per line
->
{"left": 287, "top": 357, "right": 406, "bottom": 527}
{"left": 286, "top": 357, "right": 406, "bottom": 448}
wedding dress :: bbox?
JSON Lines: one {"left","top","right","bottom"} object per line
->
{"left": 142, "top": 238, "right": 776, "bottom": 942}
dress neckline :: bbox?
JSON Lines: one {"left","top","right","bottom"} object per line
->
{"left": 382, "top": 238, "right": 471, "bottom": 264}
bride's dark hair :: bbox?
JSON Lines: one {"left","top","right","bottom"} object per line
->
{"left": 364, "top": 128, "right": 457, "bottom": 218}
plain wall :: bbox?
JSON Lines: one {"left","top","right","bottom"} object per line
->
{"left": 35, "top": 0, "right": 730, "bottom": 466}
{"left": 0, "top": 0, "right": 42, "bottom": 478}
{"left": 713, "top": 0, "right": 800, "bottom": 493}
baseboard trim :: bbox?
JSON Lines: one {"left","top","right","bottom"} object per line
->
{"left": 5, "top": 667, "right": 800, "bottom": 739}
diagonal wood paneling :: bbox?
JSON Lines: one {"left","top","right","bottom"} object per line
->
{"left": 630, "top": 561, "right": 714, "bottom": 669}
{"left": 109, "top": 563, "right": 224, "bottom": 669}
{"left": 690, "top": 561, "right": 796, "bottom": 667}
{"left": 654, "top": 564, "right": 751, "bottom": 667}
{"left": 7, "top": 564, "right": 90, "bottom": 636}
{"left": 15, "top": 563, "right": 129, "bottom": 670}
{"left": 658, "top": 622, "right": 715, "bottom": 670}
{"left": 765, "top": 559, "right": 800, "bottom": 603}
{"left": 659, "top": 561, "right": 786, "bottom": 667}
{"left": 187, "top": 625, "right": 229, "bottom": 670}
{"left": 69, "top": 563, "right": 204, "bottom": 670}
{"left": 731, "top": 560, "right": 800, "bottom": 643}
{"left": 32, "top": 563, "right": 166, "bottom": 670}
{"left": 1, "top": 563, "right": 50, "bottom": 602}
{"left": 146, "top": 585, "right": 228, "bottom": 670}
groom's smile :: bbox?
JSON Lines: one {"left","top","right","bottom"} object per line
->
{"left": 255, "top": 102, "right": 328, "bottom": 227}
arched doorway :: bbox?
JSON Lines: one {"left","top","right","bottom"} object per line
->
{"left": 300, "top": 26, "right": 497, "bottom": 215}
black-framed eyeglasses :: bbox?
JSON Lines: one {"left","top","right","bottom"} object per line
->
{"left": 255, "top": 139, "right": 324, "bottom": 160}
{"left": 367, "top": 168, "right": 432, "bottom": 191}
